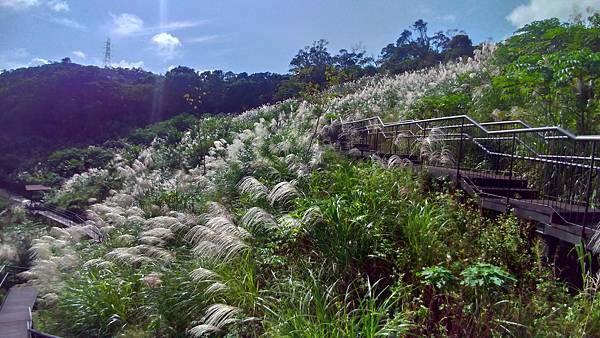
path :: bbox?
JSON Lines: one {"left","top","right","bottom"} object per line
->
{"left": 0, "top": 286, "right": 37, "bottom": 338}
{"left": 341, "top": 114, "right": 600, "bottom": 251}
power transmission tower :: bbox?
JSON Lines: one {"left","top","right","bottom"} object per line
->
{"left": 103, "top": 37, "right": 112, "bottom": 68}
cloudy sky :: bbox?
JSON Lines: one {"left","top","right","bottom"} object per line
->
{"left": 0, "top": 0, "right": 598, "bottom": 74}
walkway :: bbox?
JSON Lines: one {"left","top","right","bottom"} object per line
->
{"left": 341, "top": 114, "right": 600, "bottom": 250}
{"left": 1, "top": 188, "right": 100, "bottom": 242}
{"left": 0, "top": 286, "right": 37, "bottom": 338}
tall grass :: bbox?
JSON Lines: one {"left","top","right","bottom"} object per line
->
{"left": 261, "top": 267, "right": 409, "bottom": 337}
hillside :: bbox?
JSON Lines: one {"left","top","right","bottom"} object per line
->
{"left": 0, "top": 62, "right": 286, "bottom": 180}
{"left": 1, "top": 16, "right": 600, "bottom": 337}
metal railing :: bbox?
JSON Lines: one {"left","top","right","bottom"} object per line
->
{"left": 27, "top": 202, "right": 86, "bottom": 224}
{"left": 341, "top": 115, "right": 600, "bottom": 238}
{"left": 0, "top": 264, "right": 28, "bottom": 290}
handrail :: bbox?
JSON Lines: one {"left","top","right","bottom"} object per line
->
{"left": 343, "top": 114, "right": 600, "bottom": 170}
{"left": 342, "top": 114, "right": 600, "bottom": 140}
{"left": 341, "top": 114, "right": 600, "bottom": 241}
{"left": 28, "top": 203, "right": 86, "bottom": 224}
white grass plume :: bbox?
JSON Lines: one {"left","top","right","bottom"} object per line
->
{"left": 278, "top": 214, "right": 300, "bottom": 229}
{"left": 138, "top": 236, "right": 165, "bottom": 246}
{"left": 200, "top": 202, "right": 232, "bottom": 222}
{"left": 347, "top": 148, "right": 362, "bottom": 158}
{"left": 237, "top": 176, "right": 268, "bottom": 199}
{"left": 105, "top": 245, "right": 174, "bottom": 265}
{"left": 190, "top": 267, "right": 220, "bottom": 282}
{"left": 240, "top": 207, "right": 277, "bottom": 230}
{"left": 140, "top": 227, "right": 174, "bottom": 240}
{"left": 268, "top": 181, "right": 299, "bottom": 206}
{"left": 144, "top": 216, "right": 182, "bottom": 230}
{"left": 387, "top": 155, "right": 400, "bottom": 168}
{"left": 204, "top": 216, "right": 250, "bottom": 239}
{"left": 302, "top": 206, "right": 323, "bottom": 226}
{"left": 370, "top": 154, "right": 386, "bottom": 167}
{"left": 188, "top": 324, "right": 222, "bottom": 337}
{"left": 192, "top": 237, "right": 248, "bottom": 262}
{"left": 187, "top": 303, "right": 242, "bottom": 336}
{"left": 204, "top": 282, "right": 229, "bottom": 295}
{"left": 420, "top": 127, "right": 455, "bottom": 167}
{"left": 203, "top": 303, "right": 242, "bottom": 328}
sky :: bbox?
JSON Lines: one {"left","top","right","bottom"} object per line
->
{"left": 0, "top": 0, "right": 599, "bottom": 74}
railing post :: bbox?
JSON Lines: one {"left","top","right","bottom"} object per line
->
{"left": 375, "top": 128, "right": 379, "bottom": 154}
{"left": 507, "top": 132, "right": 517, "bottom": 209}
{"left": 580, "top": 141, "right": 596, "bottom": 243}
{"left": 421, "top": 122, "right": 427, "bottom": 163}
{"left": 456, "top": 117, "right": 465, "bottom": 185}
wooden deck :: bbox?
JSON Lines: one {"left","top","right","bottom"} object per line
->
{"left": 0, "top": 286, "right": 37, "bottom": 338}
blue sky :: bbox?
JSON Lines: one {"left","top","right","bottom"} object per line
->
{"left": 0, "top": 0, "right": 597, "bottom": 74}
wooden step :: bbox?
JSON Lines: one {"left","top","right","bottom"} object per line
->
{"left": 468, "top": 176, "right": 529, "bottom": 189}
{"left": 479, "top": 187, "right": 540, "bottom": 199}
{"left": 549, "top": 208, "right": 600, "bottom": 227}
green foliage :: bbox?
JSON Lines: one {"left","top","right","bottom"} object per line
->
{"left": 483, "top": 15, "right": 600, "bottom": 133}
{"left": 398, "top": 199, "right": 448, "bottom": 270}
{"left": 0, "top": 196, "right": 8, "bottom": 211}
{"left": 379, "top": 20, "right": 474, "bottom": 74}
{"left": 296, "top": 157, "right": 417, "bottom": 276}
{"left": 59, "top": 268, "right": 140, "bottom": 337}
{"left": 127, "top": 114, "right": 198, "bottom": 146}
{"left": 460, "top": 262, "right": 516, "bottom": 289}
{"left": 262, "top": 268, "right": 407, "bottom": 337}
{"left": 411, "top": 92, "right": 471, "bottom": 119}
{"left": 419, "top": 265, "right": 456, "bottom": 291}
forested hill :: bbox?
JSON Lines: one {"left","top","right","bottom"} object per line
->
{"left": 0, "top": 62, "right": 287, "bottom": 179}
{"left": 0, "top": 19, "right": 477, "bottom": 182}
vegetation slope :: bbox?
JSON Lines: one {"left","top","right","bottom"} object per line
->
{"left": 0, "top": 15, "right": 600, "bottom": 338}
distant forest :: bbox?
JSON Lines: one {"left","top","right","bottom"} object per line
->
{"left": 0, "top": 19, "right": 474, "bottom": 182}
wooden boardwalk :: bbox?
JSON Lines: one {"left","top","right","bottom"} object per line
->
{"left": 0, "top": 286, "right": 37, "bottom": 338}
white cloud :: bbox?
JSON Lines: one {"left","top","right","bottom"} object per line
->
{"left": 507, "top": 0, "right": 600, "bottom": 27}
{"left": 157, "top": 20, "right": 208, "bottom": 32}
{"left": 0, "top": 49, "right": 54, "bottom": 70}
{"left": 72, "top": 50, "right": 86, "bottom": 59}
{"left": 439, "top": 14, "right": 456, "bottom": 23}
{"left": 107, "top": 12, "right": 208, "bottom": 38}
{"left": 0, "top": 48, "right": 30, "bottom": 69}
{"left": 151, "top": 32, "right": 182, "bottom": 60}
{"left": 30, "top": 57, "right": 50, "bottom": 66}
{"left": 47, "top": 0, "right": 68, "bottom": 12}
{"left": 49, "top": 16, "right": 86, "bottom": 30}
{"left": 187, "top": 35, "right": 220, "bottom": 44}
{"left": 110, "top": 13, "right": 144, "bottom": 36}
{"left": 0, "top": 0, "right": 40, "bottom": 10}
{"left": 112, "top": 59, "right": 144, "bottom": 69}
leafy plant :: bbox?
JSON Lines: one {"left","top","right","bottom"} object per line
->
{"left": 460, "top": 262, "right": 516, "bottom": 289}
{"left": 419, "top": 265, "right": 456, "bottom": 291}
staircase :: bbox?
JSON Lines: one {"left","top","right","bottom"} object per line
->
{"left": 339, "top": 114, "right": 600, "bottom": 248}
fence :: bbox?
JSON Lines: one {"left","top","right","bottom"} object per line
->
{"left": 341, "top": 115, "right": 600, "bottom": 238}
